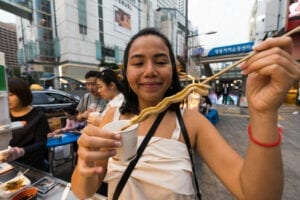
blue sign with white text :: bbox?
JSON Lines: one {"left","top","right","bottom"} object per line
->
{"left": 192, "top": 47, "right": 205, "bottom": 55}
{"left": 207, "top": 42, "right": 254, "bottom": 57}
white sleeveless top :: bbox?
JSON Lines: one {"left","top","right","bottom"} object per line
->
{"left": 101, "top": 93, "right": 124, "bottom": 117}
{"left": 104, "top": 111, "right": 195, "bottom": 200}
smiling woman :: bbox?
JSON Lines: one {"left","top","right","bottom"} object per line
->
{"left": 71, "top": 27, "right": 300, "bottom": 200}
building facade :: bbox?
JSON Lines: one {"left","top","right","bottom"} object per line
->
{"left": 0, "top": 22, "right": 18, "bottom": 70}
{"left": 2, "top": 0, "right": 195, "bottom": 82}
{"left": 14, "top": 0, "right": 181, "bottom": 81}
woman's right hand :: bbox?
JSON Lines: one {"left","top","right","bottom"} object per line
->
{"left": 76, "top": 125, "right": 121, "bottom": 177}
{"left": 87, "top": 115, "right": 102, "bottom": 126}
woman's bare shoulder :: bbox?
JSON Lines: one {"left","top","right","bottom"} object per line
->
{"left": 182, "top": 108, "right": 216, "bottom": 140}
{"left": 183, "top": 107, "right": 207, "bottom": 121}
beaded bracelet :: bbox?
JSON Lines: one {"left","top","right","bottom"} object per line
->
{"left": 247, "top": 124, "right": 282, "bottom": 147}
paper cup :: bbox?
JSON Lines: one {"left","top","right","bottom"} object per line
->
{"left": 0, "top": 146, "right": 11, "bottom": 163}
{"left": 103, "top": 120, "right": 138, "bottom": 163}
{"left": 89, "top": 111, "right": 100, "bottom": 118}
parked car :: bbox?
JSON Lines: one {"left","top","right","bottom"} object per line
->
{"left": 39, "top": 76, "right": 87, "bottom": 98}
{"left": 31, "top": 89, "right": 80, "bottom": 119}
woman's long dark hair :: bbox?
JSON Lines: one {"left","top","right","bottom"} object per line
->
{"left": 97, "top": 69, "right": 124, "bottom": 93}
{"left": 120, "top": 27, "right": 182, "bottom": 115}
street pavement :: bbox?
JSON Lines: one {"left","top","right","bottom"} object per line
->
{"left": 196, "top": 104, "right": 300, "bottom": 200}
{"left": 54, "top": 104, "right": 300, "bottom": 199}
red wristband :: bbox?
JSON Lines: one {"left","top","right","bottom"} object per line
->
{"left": 247, "top": 124, "right": 282, "bottom": 147}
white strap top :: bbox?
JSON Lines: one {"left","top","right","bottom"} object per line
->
{"left": 104, "top": 110, "right": 195, "bottom": 200}
{"left": 101, "top": 93, "right": 124, "bottom": 117}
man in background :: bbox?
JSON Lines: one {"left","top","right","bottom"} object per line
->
{"left": 76, "top": 71, "right": 107, "bottom": 122}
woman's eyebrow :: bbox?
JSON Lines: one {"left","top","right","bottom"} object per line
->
{"left": 129, "top": 54, "right": 144, "bottom": 60}
{"left": 154, "top": 53, "right": 169, "bottom": 58}
{"left": 129, "top": 52, "right": 169, "bottom": 60}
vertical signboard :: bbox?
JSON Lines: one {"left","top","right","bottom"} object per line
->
{"left": 114, "top": 6, "right": 131, "bottom": 32}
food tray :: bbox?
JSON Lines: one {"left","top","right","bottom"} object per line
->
{"left": 0, "top": 173, "right": 31, "bottom": 199}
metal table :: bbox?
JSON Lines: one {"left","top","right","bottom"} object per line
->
{"left": 0, "top": 162, "right": 106, "bottom": 200}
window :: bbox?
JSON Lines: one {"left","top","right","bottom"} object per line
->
{"left": 98, "top": 4, "right": 104, "bottom": 44}
{"left": 79, "top": 24, "right": 87, "bottom": 35}
{"left": 37, "top": 12, "right": 52, "bottom": 28}
{"left": 38, "top": 28, "right": 53, "bottom": 42}
{"left": 99, "top": 33, "right": 104, "bottom": 44}
{"left": 38, "top": 40, "right": 54, "bottom": 57}
{"left": 32, "top": 92, "right": 78, "bottom": 105}
{"left": 78, "top": 0, "right": 87, "bottom": 34}
{"left": 98, "top": 19, "right": 103, "bottom": 31}
{"left": 98, "top": 7, "right": 103, "bottom": 19}
{"left": 36, "top": 0, "right": 51, "bottom": 13}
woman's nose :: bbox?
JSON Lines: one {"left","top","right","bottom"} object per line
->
{"left": 144, "top": 61, "right": 156, "bottom": 76}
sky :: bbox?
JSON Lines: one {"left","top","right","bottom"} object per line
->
{"left": 189, "top": 0, "right": 255, "bottom": 48}
{"left": 0, "top": 9, "right": 16, "bottom": 23}
{"left": 0, "top": 0, "right": 255, "bottom": 48}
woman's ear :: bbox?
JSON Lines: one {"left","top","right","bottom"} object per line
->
{"left": 110, "top": 82, "right": 116, "bottom": 89}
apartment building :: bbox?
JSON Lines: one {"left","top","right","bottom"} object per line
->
{"left": 2, "top": 0, "right": 193, "bottom": 81}
{"left": 0, "top": 22, "right": 18, "bottom": 69}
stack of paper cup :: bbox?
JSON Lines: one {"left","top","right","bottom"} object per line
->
{"left": 89, "top": 111, "right": 100, "bottom": 117}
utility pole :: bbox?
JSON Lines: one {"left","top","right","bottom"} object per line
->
{"left": 184, "top": 0, "right": 189, "bottom": 71}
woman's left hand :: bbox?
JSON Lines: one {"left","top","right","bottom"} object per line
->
{"left": 241, "top": 37, "right": 300, "bottom": 113}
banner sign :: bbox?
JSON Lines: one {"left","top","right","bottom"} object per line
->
{"left": 207, "top": 42, "right": 254, "bottom": 57}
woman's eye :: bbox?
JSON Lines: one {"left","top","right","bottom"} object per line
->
{"left": 132, "top": 62, "right": 143, "bottom": 66}
{"left": 156, "top": 60, "right": 168, "bottom": 65}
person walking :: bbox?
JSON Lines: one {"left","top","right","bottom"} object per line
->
{"left": 222, "top": 83, "right": 229, "bottom": 105}
{"left": 71, "top": 28, "right": 300, "bottom": 199}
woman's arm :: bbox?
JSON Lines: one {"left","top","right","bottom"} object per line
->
{"left": 193, "top": 36, "right": 299, "bottom": 200}
{"left": 71, "top": 124, "right": 121, "bottom": 199}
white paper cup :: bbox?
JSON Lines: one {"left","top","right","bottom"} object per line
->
{"left": 0, "top": 146, "right": 11, "bottom": 163}
{"left": 89, "top": 111, "right": 100, "bottom": 118}
{"left": 103, "top": 120, "right": 138, "bottom": 163}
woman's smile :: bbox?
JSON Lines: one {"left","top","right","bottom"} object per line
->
{"left": 139, "top": 81, "right": 162, "bottom": 91}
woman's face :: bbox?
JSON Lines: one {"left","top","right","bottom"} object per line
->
{"left": 97, "top": 79, "right": 113, "bottom": 100}
{"left": 126, "top": 35, "right": 173, "bottom": 108}
{"left": 8, "top": 93, "right": 22, "bottom": 110}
